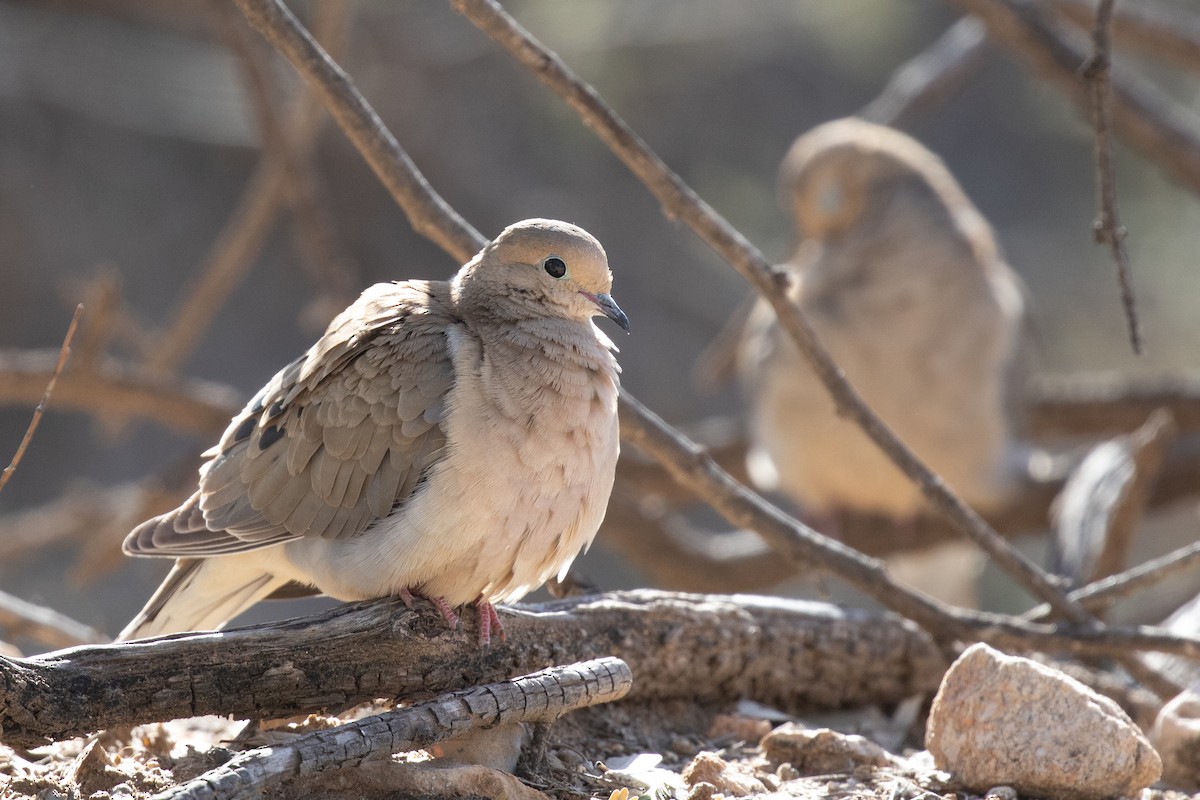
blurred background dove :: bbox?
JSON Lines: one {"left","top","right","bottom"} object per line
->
{"left": 737, "top": 117, "right": 1028, "bottom": 606}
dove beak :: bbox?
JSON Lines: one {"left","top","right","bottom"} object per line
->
{"left": 581, "top": 291, "right": 630, "bottom": 332}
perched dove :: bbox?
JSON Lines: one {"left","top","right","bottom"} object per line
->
{"left": 120, "top": 219, "right": 628, "bottom": 642}
{"left": 738, "top": 118, "right": 1026, "bottom": 527}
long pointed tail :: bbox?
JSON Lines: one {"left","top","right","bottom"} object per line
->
{"left": 118, "top": 556, "right": 288, "bottom": 641}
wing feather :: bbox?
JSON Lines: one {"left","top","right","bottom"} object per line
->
{"left": 123, "top": 281, "right": 457, "bottom": 560}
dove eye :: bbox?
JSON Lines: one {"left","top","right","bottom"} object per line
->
{"left": 542, "top": 257, "right": 567, "bottom": 279}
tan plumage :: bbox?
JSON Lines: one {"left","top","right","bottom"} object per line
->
{"left": 120, "top": 219, "right": 627, "bottom": 640}
{"left": 738, "top": 118, "right": 1026, "bottom": 521}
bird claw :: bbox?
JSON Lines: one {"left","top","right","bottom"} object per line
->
{"left": 398, "top": 588, "right": 460, "bottom": 628}
{"left": 476, "top": 601, "right": 506, "bottom": 645}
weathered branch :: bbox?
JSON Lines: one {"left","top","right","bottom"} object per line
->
{"left": 948, "top": 0, "right": 1200, "bottom": 196}
{"left": 0, "top": 590, "right": 946, "bottom": 748}
{"left": 160, "top": 658, "right": 631, "bottom": 800}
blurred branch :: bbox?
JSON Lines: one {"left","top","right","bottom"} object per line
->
{"left": 1047, "top": 0, "right": 1200, "bottom": 73}
{"left": 213, "top": 0, "right": 358, "bottom": 317}
{"left": 0, "top": 350, "right": 239, "bottom": 435}
{"left": 616, "top": 392, "right": 1200, "bottom": 692}
{"left": 1029, "top": 371, "right": 1200, "bottom": 435}
{"left": 859, "top": 16, "right": 990, "bottom": 128}
{"left": 1083, "top": 0, "right": 1141, "bottom": 354}
{"left": 0, "top": 589, "right": 107, "bottom": 649}
{"left": 948, "top": 0, "right": 1200, "bottom": 196}
{"left": 0, "top": 476, "right": 188, "bottom": 568}
{"left": 166, "top": 658, "right": 631, "bottom": 800}
{"left": 142, "top": 3, "right": 346, "bottom": 377}
{"left": 1027, "top": 540, "right": 1200, "bottom": 623}
{"left": 231, "top": 0, "right": 486, "bottom": 264}
{"left": 448, "top": 0, "right": 1094, "bottom": 627}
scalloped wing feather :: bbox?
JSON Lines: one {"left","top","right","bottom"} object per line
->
{"left": 123, "top": 281, "right": 456, "bottom": 559}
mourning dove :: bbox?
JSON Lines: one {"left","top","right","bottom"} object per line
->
{"left": 119, "top": 219, "right": 628, "bottom": 642}
{"left": 738, "top": 117, "right": 1026, "bottom": 528}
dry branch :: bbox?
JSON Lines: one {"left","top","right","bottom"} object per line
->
{"left": 1084, "top": 0, "right": 1141, "bottom": 354}
{"left": 949, "top": 0, "right": 1200, "bottom": 196}
{"left": 1047, "top": 0, "right": 1200, "bottom": 73}
{"left": 1028, "top": 540, "right": 1200, "bottom": 622}
{"left": 448, "top": 0, "right": 1094, "bottom": 627}
{"left": 160, "top": 658, "right": 631, "bottom": 800}
{"left": 232, "top": 0, "right": 486, "bottom": 264}
{"left": 616, "top": 393, "right": 1200, "bottom": 674}
{"left": 0, "top": 590, "right": 946, "bottom": 748}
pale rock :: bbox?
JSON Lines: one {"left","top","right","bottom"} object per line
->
{"left": 926, "top": 643, "right": 1161, "bottom": 799}
{"left": 760, "top": 722, "right": 899, "bottom": 774}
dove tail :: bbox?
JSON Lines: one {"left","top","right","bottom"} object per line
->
{"left": 118, "top": 556, "right": 287, "bottom": 641}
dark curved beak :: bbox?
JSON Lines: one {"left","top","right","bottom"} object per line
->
{"left": 583, "top": 291, "right": 630, "bottom": 332}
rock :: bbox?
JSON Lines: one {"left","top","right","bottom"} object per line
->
{"left": 707, "top": 713, "right": 773, "bottom": 743}
{"left": 70, "top": 740, "right": 124, "bottom": 797}
{"left": 428, "top": 723, "right": 529, "bottom": 772}
{"left": 681, "top": 751, "right": 768, "bottom": 797}
{"left": 926, "top": 643, "right": 1161, "bottom": 799}
{"left": 760, "top": 722, "right": 899, "bottom": 774}
{"left": 1151, "top": 690, "right": 1200, "bottom": 789}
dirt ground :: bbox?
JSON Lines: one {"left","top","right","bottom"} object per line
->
{"left": 3, "top": 697, "right": 1196, "bottom": 800}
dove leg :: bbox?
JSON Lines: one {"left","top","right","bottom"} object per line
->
{"left": 475, "top": 601, "right": 505, "bottom": 644}
{"left": 397, "top": 587, "right": 461, "bottom": 629}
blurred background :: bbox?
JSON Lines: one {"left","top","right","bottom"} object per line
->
{"left": 2, "top": 0, "right": 1199, "bottom": 649}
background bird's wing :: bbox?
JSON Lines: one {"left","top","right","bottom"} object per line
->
{"left": 123, "top": 280, "right": 457, "bottom": 557}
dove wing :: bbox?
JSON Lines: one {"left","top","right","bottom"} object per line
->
{"left": 124, "top": 280, "right": 457, "bottom": 557}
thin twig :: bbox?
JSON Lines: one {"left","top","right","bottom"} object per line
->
{"left": 158, "top": 658, "right": 632, "bottom": 800}
{"left": 1084, "top": 0, "right": 1142, "bottom": 354}
{"left": 0, "top": 304, "right": 82, "bottom": 495}
{"left": 1027, "top": 540, "right": 1200, "bottom": 622}
{"left": 447, "top": 0, "right": 1092, "bottom": 625}
{"left": 947, "top": 0, "right": 1200, "bottom": 195}
{"left": 859, "top": 17, "right": 990, "bottom": 128}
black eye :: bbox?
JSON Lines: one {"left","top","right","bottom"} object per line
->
{"left": 543, "top": 257, "right": 567, "bottom": 279}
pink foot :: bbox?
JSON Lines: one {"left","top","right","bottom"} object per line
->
{"left": 476, "top": 602, "right": 506, "bottom": 645}
{"left": 398, "top": 588, "right": 460, "bottom": 629}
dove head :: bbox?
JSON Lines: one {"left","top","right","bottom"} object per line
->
{"left": 455, "top": 218, "right": 629, "bottom": 332}
{"left": 779, "top": 118, "right": 966, "bottom": 244}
